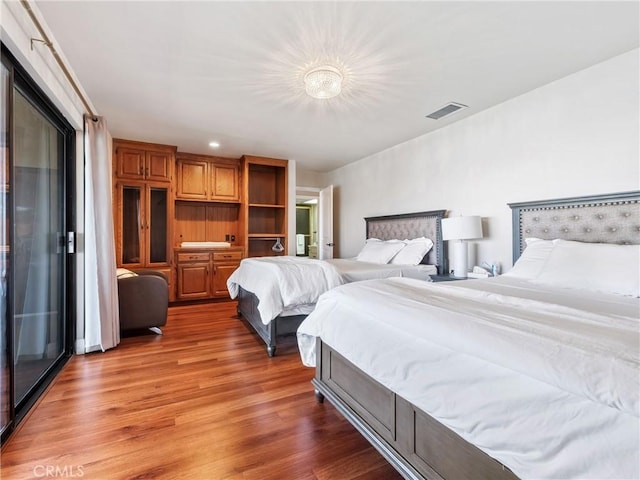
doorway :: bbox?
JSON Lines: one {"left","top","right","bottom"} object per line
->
{"left": 295, "top": 185, "right": 333, "bottom": 259}
{"left": 1, "top": 47, "right": 75, "bottom": 443}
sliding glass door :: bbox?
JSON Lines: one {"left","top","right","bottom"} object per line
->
{"left": 12, "top": 84, "right": 67, "bottom": 406}
{"left": 0, "top": 52, "right": 10, "bottom": 440}
{"left": 1, "top": 47, "right": 75, "bottom": 442}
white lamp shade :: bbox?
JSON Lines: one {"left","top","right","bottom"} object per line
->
{"left": 441, "top": 216, "right": 483, "bottom": 241}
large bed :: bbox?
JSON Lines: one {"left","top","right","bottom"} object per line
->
{"left": 297, "top": 191, "right": 640, "bottom": 480}
{"left": 228, "top": 209, "right": 446, "bottom": 356}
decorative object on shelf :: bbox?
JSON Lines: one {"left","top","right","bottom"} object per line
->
{"left": 272, "top": 237, "right": 284, "bottom": 252}
{"left": 441, "top": 215, "right": 483, "bottom": 278}
{"left": 304, "top": 65, "right": 343, "bottom": 99}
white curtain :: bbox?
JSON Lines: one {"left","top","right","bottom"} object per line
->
{"left": 84, "top": 116, "right": 119, "bottom": 352}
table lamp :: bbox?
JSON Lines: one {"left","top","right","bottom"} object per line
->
{"left": 441, "top": 216, "right": 483, "bottom": 278}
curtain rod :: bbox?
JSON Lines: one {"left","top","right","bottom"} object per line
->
{"left": 20, "top": 0, "right": 97, "bottom": 118}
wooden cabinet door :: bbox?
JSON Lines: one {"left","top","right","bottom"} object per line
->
{"left": 114, "top": 181, "right": 146, "bottom": 269}
{"left": 212, "top": 263, "right": 239, "bottom": 297}
{"left": 115, "top": 147, "right": 145, "bottom": 180}
{"left": 146, "top": 151, "right": 172, "bottom": 182}
{"left": 176, "top": 160, "right": 208, "bottom": 200}
{"left": 210, "top": 163, "right": 239, "bottom": 202}
{"left": 145, "top": 183, "right": 171, "bottom": 266}
{"left": 155, "top": 267, "right": 175, "bottom": 303}
{"left": 177, "top": 263, "right": 211, "bottom": 299}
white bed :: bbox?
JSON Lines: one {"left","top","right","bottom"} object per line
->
{"left": 228, "top": 256, "right": 437, "bottom": 323}
{"left": 228, "top": 209, "right": 446, "bottom": 356}
{"left": 297, "top": 191, "right": 640, "bottom": 480}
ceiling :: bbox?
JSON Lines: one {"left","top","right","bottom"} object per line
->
{"left": 35, "top": 1, "right": 639, "bottom": 173}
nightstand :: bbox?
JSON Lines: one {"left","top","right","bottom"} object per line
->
{"left": 429, "top": 274, "right": 470, "bottom": 282}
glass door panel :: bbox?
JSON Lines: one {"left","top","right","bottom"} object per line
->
{"left": 0, "top": 59, "right": 10, "bottom": 437}
{"left": 148, "top": 186, "right": 168, "bottom": 264}
{"left": 12, "top": 87, "right": 65, "bottom": 405}
{"left": 121, "top": 185, "right": 142, "bottom": 265}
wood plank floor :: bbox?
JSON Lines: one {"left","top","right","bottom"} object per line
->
{"left": 1, "top": 302, "right": 402, "bottom": 480}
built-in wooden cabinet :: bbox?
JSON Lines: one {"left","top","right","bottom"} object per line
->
{"left": 114, "top": 180, "right": 172, "bottom": 267}
{"left": 241, "top": 156, "right": 288, "bottom": 257}
{"left": 113, "top": 139, "right": 177, "bottom": 301}
{"left": 112, "top": 140, "right": 288, "bottom": 303}
{"left": 175, "top": 251, "right": 211, "bottom": 300}
{"left": 114, "top": 139, "right": 174, "bottom": 183}
{"left": 175, "top": 248, "right": 243, "bottom": 300}
{"left": 176, "top": 153, "right": 240, "bottom": 202}
{"left": 212, "top": 250, "right": 243, "bottom": 296}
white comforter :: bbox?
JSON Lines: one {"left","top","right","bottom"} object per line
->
{"left": 297, "top": 276, "right": 640, "bottom": 479}
{"left": 227, "top": 256, "right": 344, "bottom": 323}
{"left": 226, "top": 256, "right": 436, "bottom": 324}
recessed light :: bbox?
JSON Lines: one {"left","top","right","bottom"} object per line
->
{"left": 209, "top": 141, "right": 220, "bottom": 148}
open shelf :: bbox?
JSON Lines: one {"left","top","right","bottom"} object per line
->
{"left": 242, "top": 156, "right": 288, "bottom": 257}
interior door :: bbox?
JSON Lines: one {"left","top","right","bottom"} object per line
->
{"left": 318, "top": 185, "right": 334, "bottom": 260}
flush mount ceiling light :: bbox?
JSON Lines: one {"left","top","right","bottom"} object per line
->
{"left": 303, "top": 65, "right": 343, "bottom": 100}
{"left": 208, "top": 141, "right": 220, "bottom": 148}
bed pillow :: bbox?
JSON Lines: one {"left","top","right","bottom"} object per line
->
{"left": 532, "top": 239, "right": 640, "bottom": 297}
{"left": 116, "top": 268, "right": 138, "bottom": 279}
{"left": 356, "top": 238, "right": 406, "bottom": 264}
{"left": 390, "top": 237, "right": 434, "bottom": 265}
{"left": 503, "top": 238, "right": 555, "bottom": 279}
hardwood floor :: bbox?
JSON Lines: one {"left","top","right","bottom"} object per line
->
{"left": 1, "top": 302, "right": 402, "bottom": 480}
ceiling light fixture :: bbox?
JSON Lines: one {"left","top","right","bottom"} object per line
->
{"left": 208, "top": 141, "right": 220, "bottom": 148}
{"left": 303, "top": 65, "right": 343, "bottom": 100}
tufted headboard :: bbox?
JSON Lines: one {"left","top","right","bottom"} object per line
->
{"left": 364, "top": 210, "right": 447, "bottom": 274}
{"left": 508, "top": 191, "right": 640, "bottom": 264}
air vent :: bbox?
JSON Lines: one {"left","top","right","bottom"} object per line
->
{"left": 425, "top": 102, "right": 468, "bottom": 120}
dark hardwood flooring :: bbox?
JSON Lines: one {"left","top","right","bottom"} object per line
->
{"left": 0, "top": 302, "right": 402, "bottom": 480}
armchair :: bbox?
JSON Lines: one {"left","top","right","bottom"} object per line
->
{"left": 117, "top": 269, "right": 168, "bottom": 334}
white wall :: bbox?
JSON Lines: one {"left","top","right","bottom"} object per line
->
{"left": 297, "top": 168, "right": 328, "bottom": 189}
{"left": 327, "top": 49, "right": 640, "bottom": 272}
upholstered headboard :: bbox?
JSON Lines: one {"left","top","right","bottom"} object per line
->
{"left": 364, "top": 210, "right": 447, "bottom": 273}
{"left": 509, "top": 191, "right": 640, "bottom": 263}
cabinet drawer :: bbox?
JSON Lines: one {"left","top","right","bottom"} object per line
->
{"left": 213, "top": 251, "right": 243, "bottom": 261}
{"left": 177, "top": 252, "right": 210, "bottom": 263}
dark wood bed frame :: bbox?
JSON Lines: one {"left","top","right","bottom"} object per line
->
{"left": 237, "top": 209, "right": 447, "bottom": 357}
{"left": 312, "top": 191, "right": 640, "bottom": 480}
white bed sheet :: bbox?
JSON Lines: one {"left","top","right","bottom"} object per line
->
{"left": 297, "top": 276, "right": 640, "bottom": 480}
{"left": 226, "top": 256, "right": 436, "bottom": 323}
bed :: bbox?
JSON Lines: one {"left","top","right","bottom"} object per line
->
{"left": 297, "top": 191, "right": 640, "bottom": 480}
{"left": 228, "top": 209, "right": 446, "bottom": 356}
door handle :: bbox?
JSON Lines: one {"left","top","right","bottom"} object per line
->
{"left": 67, "top": 232, "right": 75, "bottom": 253}
{"left": 326, "top": 243, "right": 335, "bottom": 247}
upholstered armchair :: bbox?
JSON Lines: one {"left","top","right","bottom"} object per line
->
{"left": 117, "top": 269, "right": 168, "bottom": 334}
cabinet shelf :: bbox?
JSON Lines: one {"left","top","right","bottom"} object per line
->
{"left": 249, "top": 203, "right": 285, "bottom": 209}
{"left": 248, "top": 234, "right": 285, "bottom": 238}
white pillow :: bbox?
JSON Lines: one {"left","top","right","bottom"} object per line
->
{"left": 356, "top": 239, "right": 406, "bottom": 264}
{"left": 503, "top": 238, "right": 555, "bottom": 279}
{"left": 390, "top": 237, "right": 434, "bottom": 265}
{"left": 533, "top": 239, "right": 640, "bottom": 297}
{"left": 116, "top": 268, "right": 138, "bottom": 279}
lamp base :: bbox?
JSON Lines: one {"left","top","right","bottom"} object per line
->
{"left": 451, "top": 240, "right": 468, "bottom": 278}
